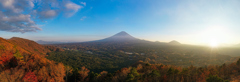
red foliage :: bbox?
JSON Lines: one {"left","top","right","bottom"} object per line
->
{"left": 151, "top": 65, "right": 157, "bottom": 70}
{"left": 121, "top": 68, "right": 128, "bottom": 71}
{"left": 0, "top": 52, "right": 14, "bottom": 65}
{"left": 23, "top": 72, "right": 38, "bottom": 82}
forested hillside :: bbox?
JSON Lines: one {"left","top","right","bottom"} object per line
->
{"left": 8, "top": 37, "right": 51, "bottom": 55}
{"left": 0, "top": 37, "right": 65, "bottom": 82}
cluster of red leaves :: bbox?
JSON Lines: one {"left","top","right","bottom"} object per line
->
{"left": 0, "top": 52, "right": 13, "bottom": 65}
{"left": 150, "top": 65, "right": 157, "bottom": 70}
{"left": 23, "top": 72, "right": 38, "bottom": 82}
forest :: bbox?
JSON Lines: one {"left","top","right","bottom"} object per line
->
{"left": 1, "top": 37, "right": 240, "bottom": 82}
{"left": 48, "top": 41, "right": 239, "bottom": 72}
{"left": 62, "top": 59, "right": 240, "bottom": 82}
{"left": 45, "top": 40, "right": 240, "bottom": 82}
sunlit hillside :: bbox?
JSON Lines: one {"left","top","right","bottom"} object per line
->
{"left": 0, "top": 37, "right": 65, "bottom": 82}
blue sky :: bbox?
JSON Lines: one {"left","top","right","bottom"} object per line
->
{"left": 0, "top": 0, "right": 240, "bottom": 45}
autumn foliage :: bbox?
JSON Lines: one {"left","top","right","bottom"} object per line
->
{"left": 8, "top": 37, "right": 51, "bottom": 55}
{"left": 23, "top": 71, "right": 38, "bottom": 82}
{"left": 0, "top": 37, "right": 65, "bottom": 82}
{"left": 64, "top": 60, "right": 240, "bottom": 82}
{"left": 0, "top": 51, "right": 13, "bottom": 65}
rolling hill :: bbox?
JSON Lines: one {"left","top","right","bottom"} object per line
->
{"left": 0, "top": 37, "right": 65, "bottom": 82}
{"left": 8, "top": 37, "right": 51, "bottom": 55}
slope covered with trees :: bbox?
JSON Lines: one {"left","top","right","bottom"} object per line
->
{"left": 0, "top": 37, "right": 65, "bottom": 82}
{"left": 62, "top": 60, "right": 240, "bottom": 82}
{"left": 8, "top": 37, "right": 51, "bottom": 55}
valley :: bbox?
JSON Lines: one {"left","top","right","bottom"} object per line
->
{"left": 1, "top": 32, "right": 240, "bottom": 81}
{"left": 46, "top": 31, "right": 240, "bottom": 74}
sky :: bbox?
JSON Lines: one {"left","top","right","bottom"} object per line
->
{"left": 0, "top": 0, "right": 240, "bottom": 45}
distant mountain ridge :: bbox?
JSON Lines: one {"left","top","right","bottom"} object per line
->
{"left": 36, "top": 40, "right": 68, "bottom": 44}
{"left": 96, "top": 31, "right": 139, "bottom": 42}
{"left": 35, "top": 31, "right": 182, "bottom": 45}
{"left": 169, "top": 40, "right": 181, "bottom": 45}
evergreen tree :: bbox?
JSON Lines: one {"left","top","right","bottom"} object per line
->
{"left": 206, "top": 75, "right": 229, "bottom": 82}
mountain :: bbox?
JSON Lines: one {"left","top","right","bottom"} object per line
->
{"left": 169, "top": 40, "right": 181, "bottom": 45}
{"left": 0, "top": 37, "right": 65, "bottom": 82}
{"left": 8, "top": 37, "right": 51, "bottom": 55}
{"left": 97, "top": 31, "right": 138, "bottom": 42}
{"left": 0, "top": 37, "right": 29, "bottom": 54}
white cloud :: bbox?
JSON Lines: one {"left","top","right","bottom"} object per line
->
{"left": 65, "top": 2, "right": 81, "bottom": 11}
{"left": 0, "top": 0, "right": 22, "bottom": 13}
{"left": 81, "top": 2, "right": 86, "bottom": 6}
{"left": 3, "top": 14, "right": 32, "bottom": 22}
{"left": 1, "top": 0, "right": 15, "bottom": 9}
{"left": 29, "top": 0, "right": 34, "bottom": 8}
{"left": 65, "top": 2, "right": 83, "bottom": 17}
{"left": 80, "top": 16, "right": 87, "bottom": 20}
{"left": 40, "top": 10, "right": 57, "bottom": 19}
{"left": 0, "top": 0, "right": 86, "bottom": 33}
{"left": 0, "top": 0, "right": 40, "bottom": 33}
{"left": 0, "top": 12, "right": 41, "bottom": 33}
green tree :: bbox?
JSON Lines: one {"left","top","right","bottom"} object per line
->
{"left": 237, "top": 58, "right": 240, "bottom": 65}
{"left": 126, "top": 74, "right": 135, "bottom": 81}
{"left": 206, "top": 75, "right": 229, "bottom": 82}
{"left": 150, "top": 70, "right": 160, "bottom": 77}
{"left": 167, "top": 68, "right": 174, "bottom": 75}
{"left": 130, "top": 68, "right": 139, "bottom": 76}
{"left": 126, "top": 68, "right": 139, "bottom": 82}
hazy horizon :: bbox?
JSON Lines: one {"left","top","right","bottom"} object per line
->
{"left": 3, "top": 31, "right": 239, "bottom": 47}
{"left": 1, "top": 0, "right": 240, "bottom": 46}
